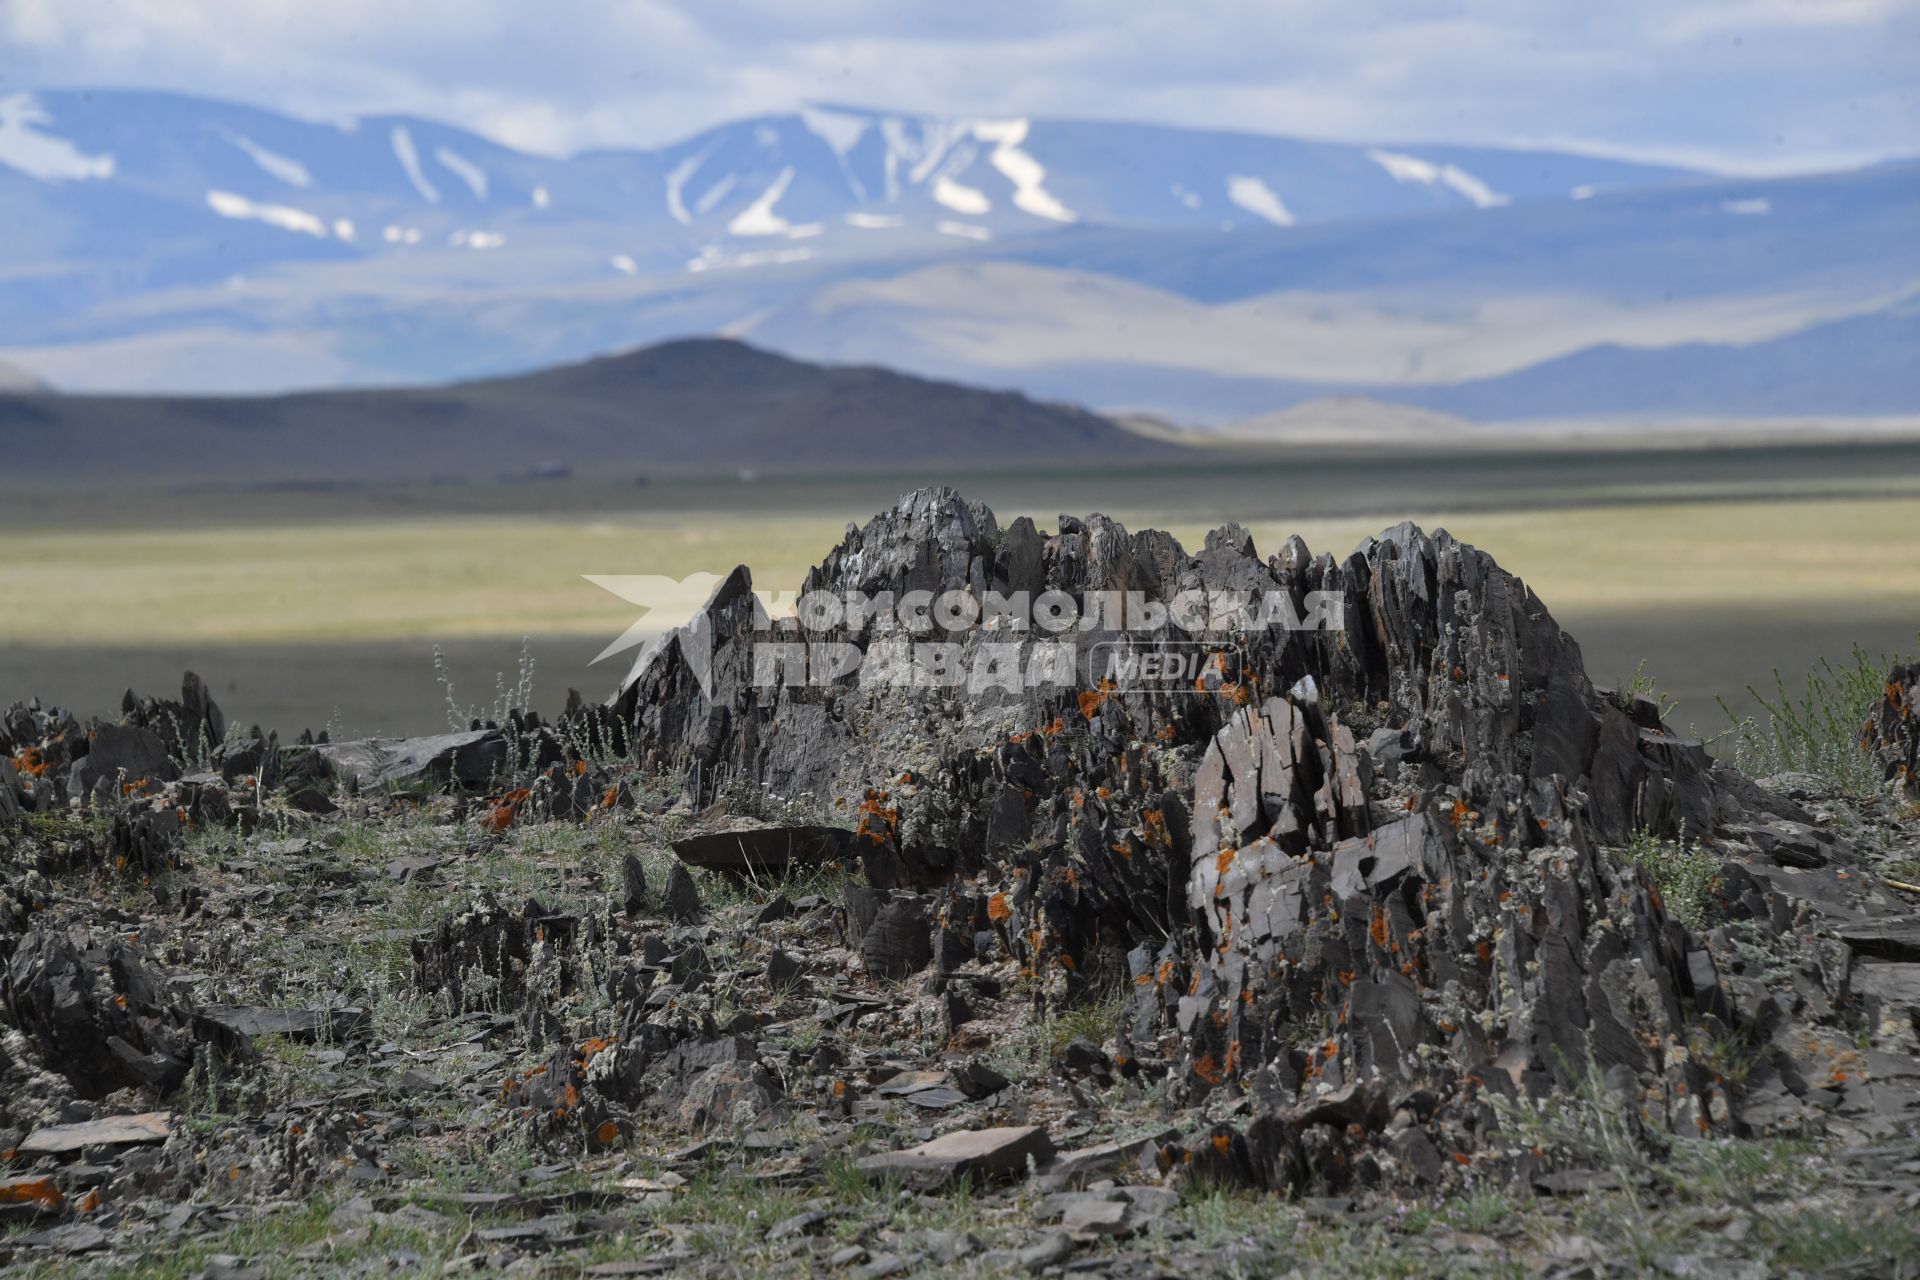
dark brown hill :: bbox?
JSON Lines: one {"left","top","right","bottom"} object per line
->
{"left": 0, "top": 338, "right": 1176, "bottom": 485}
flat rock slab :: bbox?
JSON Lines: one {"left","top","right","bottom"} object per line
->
{"left": 1839, "top": 917, "right": 1920, "bottom": 962}
{"left": 857, "top": 1124, "right": 1053, "bottom": 1187}
{"left": 1050, "top": 1128, "right": 1180, "bottom": 1184}
{"left": 198, "top": 1005, "right": 369, "bottom": 1043}
{"left": 316, "top": 730, "right": 505, "bottom": 790}
{"left": 1060, "top": 1196, "right": 1135, "bottom": 1240}
{"left": 875, "top": 1070, "right": 948, "bottom": 1096}
{"left": 19, "top": 1111, "right": 171, "bottom": 1154}
{"left": 671, "top": 825, "right": 852, "bottom": 875}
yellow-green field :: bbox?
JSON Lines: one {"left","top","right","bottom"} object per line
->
{"left": 3, "top": 464, "right": 1916, "bottom": 737}
{"left": 3, "top": 495, "right": 1916, "bottom": 646}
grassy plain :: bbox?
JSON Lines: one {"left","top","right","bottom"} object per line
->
{"left": 3, "top": 440, "right": 1916, "bottom": 735}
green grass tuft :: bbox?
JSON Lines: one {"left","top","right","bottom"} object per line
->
{"left": 1717, "top": 641, "right": 1912, "bottom": 800}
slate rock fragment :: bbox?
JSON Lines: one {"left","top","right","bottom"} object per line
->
{"left": 662, "top": 864, "right": 702, "bottom": 922}
{"left": 857, "top": 1125, "right": 1054, "bottom": 1188}
{"left": 620, "top": 852, "right": 649, "bottom": 916}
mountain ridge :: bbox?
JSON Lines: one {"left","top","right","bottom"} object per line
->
{"left": 2, "top": 87, "right": 1913, "bottom": 419}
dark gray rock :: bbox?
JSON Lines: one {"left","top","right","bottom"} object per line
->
{"left": 316, "top": 730, "right": 506, "bottom": 791}
{"left": 861, "top": 896, "right": 933, "bottom": 980}
{"left": 620, "top": 853, "right": 649, "bottom": 916}
{"left": 662, "top": 864, "right": 702, "bottom": 923}
{"left": 671, "top": 825, "right": 851, "bottom": 875}
{"left": 765, "top": 947, "right": 806, "bottom": 993}
{"left": 72, "top": 723, "right": 178, "bottom": 794}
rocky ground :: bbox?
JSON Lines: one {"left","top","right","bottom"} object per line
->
{"left": 2, "top": 490, "right": 1917, "bottom": 1278}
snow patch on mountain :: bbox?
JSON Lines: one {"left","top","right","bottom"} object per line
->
{"left": 689, "top": 243, "right": 816, "bottom": 272}
{"left": 390, "top": 126, "right": 440, "bottom": 204}
{"left": 610, "top": 254, "right": 637, "bottom": 275}
{"left": 800, "top": 106, "right": 869, "bottom": 158}
{"left": 877, "top": 117, "right": 915, "bottom": 200}
{"left": 1226, "top": 176, "right": 1294, "bottom": 226}
{"left": 729, "top": 167, "right": 797, "bottom": 236}
{"left": 435, "top": 146, "right": 488, "bottom": 201}
{"left": 905, "top": 121, "right": 972, "bottom": 186}
{"left": 333, "top": 219, "right": 355, "bottom": 240}
{"left": 937, "top": 220, "right": 991, "bottom": 241}
{"left": 695, "top": 174, "right": 737, "bottom": 215}
{"left": 1439, "top": 166, "right": 1508, "bottom": 210}
{"left": 206, "top": 189, "right": 328, "bottom": 237}
{"left": 800, "top": 105, "right": 870, "bottom": 201}
{"left": 449, "top": 229, "right": 505, "bottom": 249}
{"left": 1723, "top": 198, "right": 1772, "bottom": 216}
{"left": 845, "top": 212, "right": 903, "bottom": 229}
{"left": 934, "top": 174, "right": 990, "bottom": 215}
{"left": 666, "top": 152, "right": 706, "bottom": 224}
{"left": 973, "top": 119, "right": 1074, "bottom": 223}
{"left": 1367, "top": 148, "right": 1508, "bottom": 209}
{"left": 1367, "top": 149, "right": 1441, "bottom": 186}
{"left": 0, "top": 92, "right": 115, "bottom": 182}
{"left": 221, "top": 131, "right": 312, "bottom": 188}
{"left": 532, "top": 185, "right": 550, "bottom": 209}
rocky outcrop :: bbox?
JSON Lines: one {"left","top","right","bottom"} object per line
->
{"left": 3, "top": 927, "right": 248, "bottom": 1099}
{"left": 610, "top": 488, "right": 1903, "bottom": 1160}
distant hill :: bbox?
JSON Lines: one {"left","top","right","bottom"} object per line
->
{"left": 0, "top": 338, "right": 1174, "bottom": 485}
{"left": 1393, "top": 302, "right": 1920, "bottom": 421}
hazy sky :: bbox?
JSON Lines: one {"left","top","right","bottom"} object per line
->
{"left": 4, "top": 0, "right": 1916, "bottom": 172}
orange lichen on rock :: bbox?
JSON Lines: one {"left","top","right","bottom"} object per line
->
{"left": 0, "top": 1175, "right": 63, "bottom": 1211}
{"left": 855, "top": 788, "right": 899, "bottom": 845}
{"left": 576, "top": 1036, "right": 618, "bottom": 1068}
{"left": 1141, "top": 808, "right": 1168, "bottom": 848}
{"left": 986, "top": 891, "right": 1011, "bottom": 922}
{"left": 486, "top": 787, "right": 532, "bottom": 833}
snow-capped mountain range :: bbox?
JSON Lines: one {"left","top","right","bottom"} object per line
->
{"left": 1, "top": 87, "right": 1915, "bottom": 420}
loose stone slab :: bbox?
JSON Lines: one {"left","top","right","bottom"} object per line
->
{"left": 1050, "top": 1127, "right": 1180, "bottom": 1184}
{"left": 857, "top": 1124, "right": 1054, "bottom": 1187}
{"left": 197, "top": 1005, "right": 369, "bottom": 1043}
{"left": 20, "top": 1112, "right": 172, "bottom": 1154}
{"left": 1061, "top": 1196, "right": 1134, "bottom": 1240}
{"left": 671, "top": 825, "right": 852, "bottom": 875}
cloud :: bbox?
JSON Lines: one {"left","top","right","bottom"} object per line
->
{"left": 3, "top": 0, "right": 1915, "bottom": 170}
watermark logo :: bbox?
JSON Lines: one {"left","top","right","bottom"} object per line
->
{"left": 587, "top": 579, "right": 1342, "bottom": 697}
{"left": 1091, "top": 639, "right": 1246, "bottom": 693}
